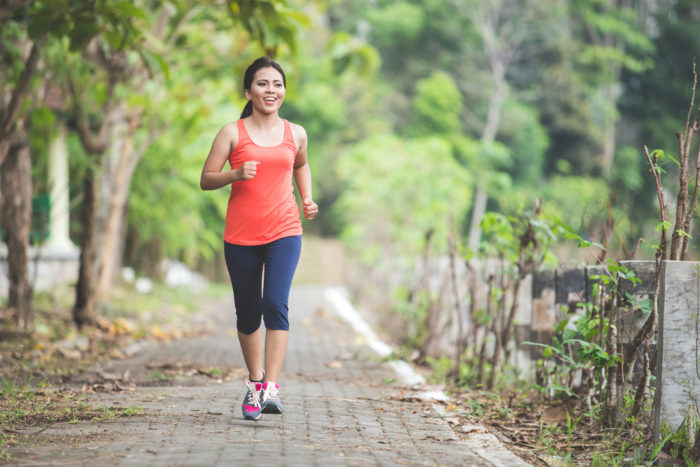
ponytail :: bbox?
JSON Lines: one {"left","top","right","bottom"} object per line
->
{"left": 240, "top": 100, "right": 253, "bottom": 119}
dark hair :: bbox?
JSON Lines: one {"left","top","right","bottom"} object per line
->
{"left": 240, "top": 57, "right": 286, "bottom": 119}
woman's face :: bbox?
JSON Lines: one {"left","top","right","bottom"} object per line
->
{"left": 244, "top": 66, "right": 286, "bottom": 116}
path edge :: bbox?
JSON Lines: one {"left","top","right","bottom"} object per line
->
{"left": 323, "top": 286, "right": 533, "bottom": 467}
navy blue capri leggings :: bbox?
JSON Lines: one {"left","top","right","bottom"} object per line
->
{"left": 224, "top": 235, "right": 302, "bottom": 334}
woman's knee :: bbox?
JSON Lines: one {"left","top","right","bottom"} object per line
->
{"left": 237, "top": 316, "right": 263, "bottom": 334}
{"left": 262, "top": 299, "right": 289, "bottom": 331}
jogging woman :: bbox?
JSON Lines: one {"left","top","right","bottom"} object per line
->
{"left": 200, "top": 57, "right": 318, "bottom": 420}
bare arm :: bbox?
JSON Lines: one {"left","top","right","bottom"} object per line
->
{"left": 292, "top": 125, "right": 318, "bottom": 220}
{"left": 200, "top": 123, "right": 258, "bottom": 190}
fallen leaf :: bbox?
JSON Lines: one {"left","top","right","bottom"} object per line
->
{"left": 460, "top": 424, "right": 488, "bottom": 434}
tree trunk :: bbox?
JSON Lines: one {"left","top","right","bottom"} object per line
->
{"left": 97, "top": 110, "right": 141, "bottom": 301}
{"left": 599, "top": 79, "right": 620, "bottom": 174}
{"left": 467, "top": 59, "right": 508, "bottom": 251}
{"left": 467, "top": 183, "right": 488, "bottom": 253}
{"left": 604, "top": 296, "right": 619, "bottom": 426}
{"left": 502, "top": 278, "right": 524, "bottom": 364}
{"left": 481, "top": 59, "right": 508, "bottom": 144}
{"left": 73, "top": 172, "right": 100, "bottom": 328}
{"left": 420, "top": 229, "right": 443, "bottom": 358}
{"left": 477, "top": 275, "right": 496, "bottom": 385}
{"left": 489, "top": 278, "right": 523, "bottom": 388}
{"left": 487, "top": 270, "right": 508, "bottom": 390}
{"left": 0, "top": 135, "right": 33, "bottom": 329}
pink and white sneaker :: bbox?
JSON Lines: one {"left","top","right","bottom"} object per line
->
{"left": 260, "top": 382, "right": 283, "bottom": 414}
{"left": 241, "top": 380, "right": 263, "bottom": 420}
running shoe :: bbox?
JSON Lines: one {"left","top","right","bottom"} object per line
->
{"left": 260, "top": 381, "right": 283, "bottom": 414}
{"left": 241, "top": 380, "right": 263, "bottom": 420}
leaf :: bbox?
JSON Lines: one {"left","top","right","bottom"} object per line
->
{"left": 111, "top": 1, "right": 148, "bottom": 20}
{"left": 285, "top": 10, "right": 312, "bottom": 28}
{"left": 555, "top": 318, "right": 569, "bottom": 334}
{"left": 563, "top": 232, "right": 605, "bottom": 250}
{"left": 667, "top": 153, "right": 681, "bottom": 168}
{"left": 548, "top": 383, "right": 575, "bottom": 398}
{"left": 68, "top": 21, "right": 101, "bottom": 51}
{"left": 656, "top": 221, "right": 671, "bottom": 232}
{"left": 650, "top": 149, "right": 665, "bottom": 159}
{"left": 139, "top": 49, "right": 170, "bottom": 79}
{"left": 638, "top": 298, "right": 653, "bottom": 315}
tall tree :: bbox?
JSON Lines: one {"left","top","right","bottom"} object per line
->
{"left": 450, "top": 0, "right": 562, "bottom": 250}
{"left": 0, "top": 127, "right": 32, "bottom": 328}
{"left": 0, "top": 0, "right": 127, "bottom": 329}
{"left": 569, "top": 0, "right": 654, "bottom": 174}
{"left": 67, "top": 36, "right": 136, "bottom": 327}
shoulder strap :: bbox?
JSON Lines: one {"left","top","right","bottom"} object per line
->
{"left": 282, "top": 119, "right": 295, "bottom": 146}
{"left": 237, "top": 119, "right": 250, "bottom": 143}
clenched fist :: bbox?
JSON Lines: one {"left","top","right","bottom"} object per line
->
{"left": 302, "top": 198, "right": 318, "bottom": 220}
{"left": 237, "top": 160, "right": 259, "bottom": 180}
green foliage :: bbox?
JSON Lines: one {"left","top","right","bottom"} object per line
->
{"left": 497, "top": 176, "right": 610, "bottom": 231}
{"left": 0, "top": 21, "right": 29, "bottom": 79}
{"left": 620, "top": 0, "right": 700, "bottom": 152}
{"left": 326, "top": 31, "right": 382, "bottom": 76}
{"left": 24, "top": 0, "right": 147, "bottom": 51}
{"left": 527, "top": 301, "right": 619, "bottom": 398}
{"left": 496, "top": 99, "right": 550, "bottom": 185}
{"left": 659, "top": 409, "right": 700, "bottom": 466}
{"left": 479, "top": 208, "right": 565, "bottom": 264}
{"left": 425, "top": 355, "right": 454, "bottom": 384}
{"left": 611, "top": 145, "right": 644, "bottom": 192}
{"left": 366, "top": 1, "right": 425, "bottom": 48}
{"left": 289, "top": 82, "right": 348, "bottom": 142}
{"left": 226, "top": 0, "right": 311, "bottom": 55}
{"left": 572, "top": 0, "right": 654, "bottom": 76}
{"left": 410, "top": 71, "right": 462, "bottom": 136}
{"left": 335, "top": 134, "right": 472, "bottom": 263}
{"left": 126, "top": 101, "right": 232, "bottom": 270}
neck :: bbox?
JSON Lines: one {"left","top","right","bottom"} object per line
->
{"left": 248, "top": 111, "right": 282, "bottom": 130}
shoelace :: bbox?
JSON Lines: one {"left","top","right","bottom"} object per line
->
{"left": 246, "top": 384, "right": 261, "bottom": 406}
{"left": 263, "top": 384, "right": 278, "bottom": 401}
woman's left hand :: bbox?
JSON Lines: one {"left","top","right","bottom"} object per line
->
{"left": 302, "top": 198, "right": 318, "bottom": 220}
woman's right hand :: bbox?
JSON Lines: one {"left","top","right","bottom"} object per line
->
{"left": 236, "top": 161, "right": 260, "bottom": 181}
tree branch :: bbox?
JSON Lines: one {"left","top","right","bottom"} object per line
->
{"left": 2, "top": 38, "right": 43, "bottom": 135}
{"left": 683, "top": 58, "right": 697, "bottom": 146}
{"left": 66, "top": 66, "right": 111, "bottom": 156}
{"left": 644, "top": 145, "right": 667, "bottom": 227}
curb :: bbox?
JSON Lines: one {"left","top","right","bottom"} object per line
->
{"left": 323, "top": 286, "right": 532, "bottom": 467}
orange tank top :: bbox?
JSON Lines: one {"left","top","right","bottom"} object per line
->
{"left": 224, "top": 118, "right": 302, "bottom": 245}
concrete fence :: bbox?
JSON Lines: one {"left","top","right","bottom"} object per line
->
{"left": 461, "top": 259, "right": 698, "bottom": 439}
{"left": 654, "top": 261, "right": 700, "bottom": 439}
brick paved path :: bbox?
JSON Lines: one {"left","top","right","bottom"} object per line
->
{"left": 8, "top": 286, "right": 527, "bottom": 466}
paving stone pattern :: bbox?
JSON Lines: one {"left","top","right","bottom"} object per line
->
{"left": 9, "top": 286, "right": 504, "bottom": 466}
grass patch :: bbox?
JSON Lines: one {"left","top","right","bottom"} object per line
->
{"left": 1, "top": 280, "right": 230, "bottom": 386}
{"left": 0, "top": 378, "right": 145, "bottom": 462}
{"left": 148, "top": 371, "right": 174, "bottom": 381}
{"left": 0, "top": 279, "right": 229, "bottom": 461}
{"left": 0, "top": 377, "right": 143, "bottom": 428}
